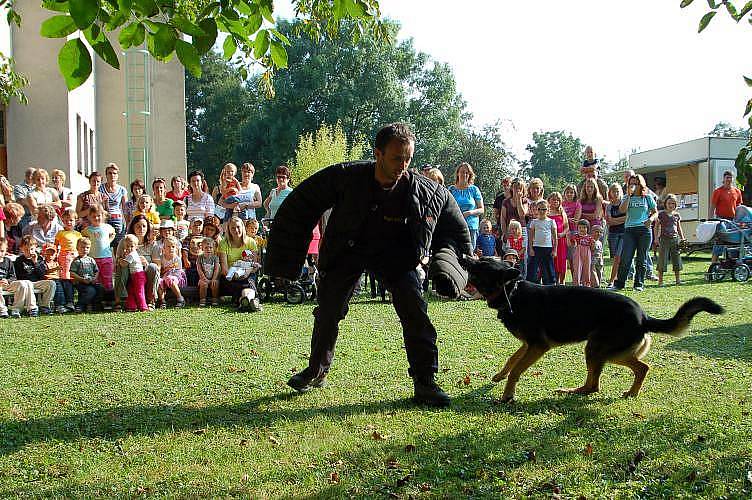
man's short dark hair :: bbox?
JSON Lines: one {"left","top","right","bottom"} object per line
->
{"left": 374, "top": 123, "right": 416, "bottom": 152}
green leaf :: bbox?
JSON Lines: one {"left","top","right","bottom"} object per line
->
{"left": 118, "top": 21, "right": 145, "bottom": 48}
{"left": 680, "top": 0, "right": 694, "bottom": 7}
{"left": 118, "top": 0, "right": 133, "bottom": 11}
{"left": 146, "top": 23, "right": 177, "bottom": 60}
{"left": 698, "top": 10, "right": 717, "bottom": 32}
{"left": 198, "top": 1, "right": 220, "bottom": 19}
{"left": 345, "top": 0, "right": 367, "bottom": 17}
{"left": 104, "top": 9, "right": 129, "bottom": 30}
{"left": 221, "top": 7, "right": 239, "bottom": 20}
{"left": 725, "top": 1, "right": 739, "bottom": 19}
{"left": 223, "top": 35, "right": 236, "bottom": 60}
{"left": 42, "top": 1, "right": 70, "bottom": 13}
{"left": 246, "top": 12, "right": 262, "bottom": 35}
{"left": 172, "top": 14, "right": 206, "bottom": 36}
{"left": 69, "top": 0, "right": 99, "bottom": 29}
{"left": 745, "top": 98, "right": 752, "bottom": 117}
{"left": 85, "top": 27, "right": 119, "bottom": 69}
{"left": 333, "top": 0, "right": 346, "bottom": 18}
{"left": 269, "top": 40, "right": 287, "bottom": 68}
{"left": 40, "top": 15, "right": 78, "bottom": 38}
{"left": 133, "top": 0, "right": 158, "bottom": 17}
{"left": 260, "top": 3, "right": 274, "bottom": 23}
{"left": 253, "top": 29, "right": 269, "bottom": 59}
{"left": 744, "top": 75, "right": 752, "bottom": 87}
{"left": 269, "top": 28, "right": 290, "bottom": 45}
{"left": 58, "top": 37, "right": 92, "bottom": 90}
{"left": 193, "top": 18, "right": 217, "bottom": 53}
{"left": 236, "top": 0, "right": 251, "bottom": 15}
{"left": 175, "top": 39, "right": 201, "bottom": 77}
{"left": 707, "top": 0, "right": 718, "bottom": 7}
{"left": 740, "top": 0, "right": 752, "bottom": 18}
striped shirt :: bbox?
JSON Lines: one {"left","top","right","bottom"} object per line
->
{"left": 185, "top": 192, "right": 215, "bottom": 221}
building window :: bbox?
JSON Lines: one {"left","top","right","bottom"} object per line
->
{"left": 89, "top": 128, "right": 94, "bottom": 173}
{"left": 83, "top": 122, "right": 89, "bottom": 175}
{"left": 76, "top": 115, "right": 82, "bottom": 174}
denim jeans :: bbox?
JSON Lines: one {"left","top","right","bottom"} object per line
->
{"left": 468, "top": 228, "right": 479, "bottom": 251}
{"left": 615, "top": 225, "right": 652, "bottom": 289}
{"left": 607, "top": 232, "right": 624, "bottom": 259}
{"left": 526, "top": 246, "right": 556, "bottom": 285}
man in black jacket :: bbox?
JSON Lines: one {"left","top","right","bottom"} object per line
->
{"left": 266, "top": 123, "right": 471, "bottom": 407}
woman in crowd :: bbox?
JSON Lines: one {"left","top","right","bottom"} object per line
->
{"left": 185, "top": 170, "right": 215, "bottom": 221}
{"left": 579, "top": 177, "right": 605, "bottom": 231}
{"left": 448, "top": 162, "right": 484, "bottom": 250}
{"left": 100, "top": 163, "right": 128, "bottom": 247}
{"left": 51, "top": 169, "right": 74, "bottom": 211}
{"left": 152, "top": 177, "right": 174, "bottom": 221}
{"left": 26, "top": 169, "right": 61, "bottom": 219}
{"left": 526, "top": 178, "right": 545, "bottom": 208}
{"left": 219, "top": 216, "right": 260, "bottom": 311}
{"left": 3, "top": 202, "right": 25, "bottom": 252}
{"left": 23, "top": 204, "right": 62, "bottom": 246}
{"left": 0, "top": 175, "right": 15, "bottom": 206}
{"left": 611, "top": 174, "right": 657, "bottom": 292}
{"left": 118, "top": 214, "right": 161, "bottom": 310}
{"left": 605, "top": 183, "right": 626, "bottom": 287}
{"left": 264, "top": 165, "right": 293, "bottom": 220}
{"left": 166, "top": 176, "right": 189, "bottom": 202}
{"left": 76, "top": 172, "right": 106, "bottom": 230}
{"left": 125, "top": 179, "right": 145, "bottom": 226}
{"left": 492, "top": 176, "right": 513, "bottom": 230}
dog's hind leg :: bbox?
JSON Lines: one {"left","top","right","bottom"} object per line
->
{"left": 500, "top": 344, "right": 549, "bottom": 402}
{"left": 492, "top": 343, "right": 527, "bottom": 383}
{"left": 611, "top": 336, "right": 652, "bottom": 397}
{"left": 556, "top": 347, "right": 604, "bottom": 395}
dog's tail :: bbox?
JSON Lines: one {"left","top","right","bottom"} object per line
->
{"left": 644, "top": 297, "right": 724, "bottom": 336}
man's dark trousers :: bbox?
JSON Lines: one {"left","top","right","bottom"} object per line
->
{"left": 307, "top": 254, "right": 438, "bottom": 379}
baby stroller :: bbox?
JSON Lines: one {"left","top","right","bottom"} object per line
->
{"left": 257, "top": 218, "right": 318, "bottom": 304}
{"left": 700, "top": 206, "right": 752, "bottom": 282}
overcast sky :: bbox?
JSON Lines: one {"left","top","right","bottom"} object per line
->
{"left": 277, "top": 1, "right": 751, "bottom": 163}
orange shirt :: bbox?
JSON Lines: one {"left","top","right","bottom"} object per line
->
{"left": 711, "top": 186, "right": 743, "bottom": 219}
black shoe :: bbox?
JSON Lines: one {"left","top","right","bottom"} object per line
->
{"left": 413, "top": 376, "right": 450, "bottom": 408}
{"left": 287, "top": 370, "right": 327, "bottom": 393}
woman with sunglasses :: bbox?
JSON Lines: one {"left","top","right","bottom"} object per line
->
{"left": 610, "top": 174, "right": 657, "bottom": 291}
{"left": 264, "top": 166, "right": 293, "bottom": 219}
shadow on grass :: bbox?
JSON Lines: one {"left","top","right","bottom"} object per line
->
{"left": 666, "top": 325, "right": 752, "bottom": 361}
{"left": 0, "top": 385, "right": 613, "bottom": 458}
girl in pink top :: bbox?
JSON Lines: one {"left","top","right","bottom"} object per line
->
{"left": 562, "top": 184, "right": 581, "bottom": 284}
{"left": 547, "top": 192, "right": 569, "bottom": 284}
{"left": 570, "top": 219, "right": 594, "bottom": 287}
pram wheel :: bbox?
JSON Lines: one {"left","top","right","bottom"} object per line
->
{"left": 706, "top": 263, "right": 725, "bottom": 282}
{"left": 258, "top": 277, "right": 273, "bottom": 302}
{"left": 733, "top": 263, "right": 750, "bottom": 282}
{"left": 285, "top": 284, "right": 305, "bottom": 304}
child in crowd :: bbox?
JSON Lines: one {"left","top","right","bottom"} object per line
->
{"left": 226, "top": 248, "right": 259, "bottom": 280}
{"left": 502, "top": 248, "right": 520, "bottom": 268}
{"left": 133, "top": 194, "right": 160, "bottom": 226}
{"left": 81, "top": 205, "right": 115, "bottom": 303}
{"left": 219, "top": 163, "right": 241, "bottom": 198}
{"left": 202, "top": 218, "right": 221, "bottom": 243}
{"left": 475, "top": 218, "right": 497, "bottom": 257}
{"left": 14, "top": 235, "right": 56, "bottom": 315}
{"left": 0, "top": 237, "right": 36, "bottom": 318}
{"left": 173, "top": 200, "right": 189, "bottom": 241}
{"left": 55, "top": 207, "right": 80, "bottom": 311}
{"left": 70, "top": 237, "right": 101, "bottom": 312}
{"left": 157, "top": 235, "right": 186, "bottom": 308}
{"left": 42, "top": 243, "right": 67, "bottom": 314}
{"left": 197, "top": 237, "right": 221, "bottom": 307}
{"left": 245, "top": 218, "right": 265, "bottom": 251}
{"left": 655, "top": 193, "right": 685, "bottom": 286}
{"left": 125, "top": 179, "right": 145, "bottom": 225}
{"left": 527, "top": 200, "right": 557, "bottom": 285}
{"left": 157, "top": 219, "right": 176, "bottom": 246}
{"left": 184, "top": 236, "right": 202, "bottom": 286}
{"left": 562, "top": 184, "right": 581, "bottom": 283}
{"left": 570, "top": 219, "right": 593, "bottom": 287}
{"left": 591, "top": 225, "right": 604, "bottom": 288}
{"left": 505, "top": 220, "right": 525, "bottom": 267}
{"left": 547, "top": 192, "right": 569, "bottom": 284}
{"left": 121, "top": 234, "right": 148, "bottom": 312}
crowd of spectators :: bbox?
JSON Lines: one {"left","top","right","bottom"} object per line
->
{"left": 0, "top": 162, "right": 288, "bottom": 318}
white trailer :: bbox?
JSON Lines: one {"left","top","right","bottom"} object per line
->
{"left": 629, "top": 137, "right": 747, "bottom": 244}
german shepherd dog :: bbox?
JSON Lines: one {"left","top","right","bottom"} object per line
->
{"left": 465, "top": 257, "right": 724, "bottom": 402}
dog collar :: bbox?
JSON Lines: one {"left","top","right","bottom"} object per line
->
{"left": 484, "top": 279, "right": 520, "bottom": 313}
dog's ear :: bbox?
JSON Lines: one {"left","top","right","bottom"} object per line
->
{"left": 504, "top": 265, "right": 521, "bottom": 281}
{"left": 459, "top": 253, "right": 478, "bottom": 270}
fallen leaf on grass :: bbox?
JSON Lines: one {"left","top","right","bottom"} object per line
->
{"left": 583, "top": 443, "right": 593, "bottom": 456}
{"left": 396, "top": 474, "right": 412, "bottom": 487}
{"left": 457, "top": 374, "right": 471, "bottom": 386}
{"left": 419, "top": 482, "right": 431, "bottom": 492}
{"left": 57, "top": 399, "right": 68, "bottom": 406}
{"left": 107, "top": 340, "right": 116, "bottom": 347}
{"left": 525, "top": 450, "right": 536, "bottom": 462}
{"left": 329, "top": 471, "right": 340, "bottom": 484}
{"left": 371, "top": 431, "right": 386, "bottom": 441}
{"left": 441, "top": 367, "right": 450, "bottom": 373}
{"left": 385, "top": 458, "right": 400, "bottom": 469}
{"left": 631, "top": 412, "right": 646, "bottom": 419}
{"left": 483, "top": 354, "right": 494, "bottom": 359}
{"left": 240, "top": 473, "right": 249, "bottom": 483}
{"left": 193, "top": 428, "right": 206, "bottom": 435}
{"left": 404, "top": 444, "right": 416, "bottom": 453}
{"left": 249, "top": 349, "right": 259, "bottom": 356}
{"left": 696, "top": 435, "right": 706, "bottom": 443}
{"left": 228, "top": 366, "right": 247, "bottom": 373}
{"left": 531, "top": 371, "right": 543, "bottom": 377}
{"left": 269, "top": 436, "right": 279, "bottom": 445}
{"left": 239, "top": 439, "right": 248, "bottom": 446}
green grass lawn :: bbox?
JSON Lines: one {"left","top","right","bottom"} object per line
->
{"left": 0, "top": 256, "right": 751, "bottom": 498}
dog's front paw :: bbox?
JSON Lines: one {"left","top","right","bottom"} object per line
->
{"left": 622, "top": 390, "right": 640, "bottom": 398}
{"left": 491, "top": 371, "right": 507, "bottom": 383}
